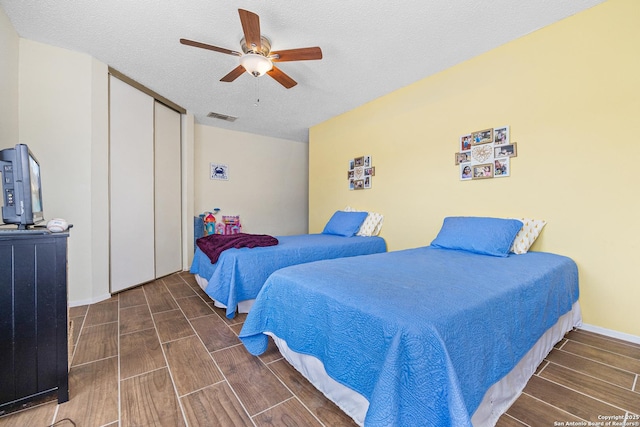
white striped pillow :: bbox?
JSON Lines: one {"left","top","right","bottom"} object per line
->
{"left": 344, "top": 206, "right": 384, "bottom": 236}
{"left": 510, "top": 218, "right": 546, "bottom": 254}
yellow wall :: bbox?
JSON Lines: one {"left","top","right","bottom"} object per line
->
{"left": 309, "top": 0, "right": 640, "bottom": 337}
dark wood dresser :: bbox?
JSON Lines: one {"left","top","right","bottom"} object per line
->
{"left": 0, "top": 230, "right": 70, "bottom": 412}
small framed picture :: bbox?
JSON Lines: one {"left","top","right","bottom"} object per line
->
{"left": 460, "top": 134, "right": 472, "bottom": 151}
{"left": 455, "top": 151, "right": 471, "bottom": 165}
{"left": 471, "top": 128, "right": 493, "bottom": 145}
{"left": 353, "top": 179, "right": 365, "bottom": 190}
{"left": 471, "top": 143, "right": 494, "bottom": 163}
{"left": 493, "top": 126, "right": 509, "bottom": 145}
{"left": 347, "top": 170, "right": 354, "bottom": 180}
{"left": 210, "top": 163, "right": 229, "bottom": 180}
{"left": 364, "top": 167, "right": 375, "bottom": 176}
{"left": 494, "top": 142, "right": 517, "bottom": 158}
{"left": 354, "top": 156, "right": 365, "bottom": 167}
{"left": 349, "top": 159, "right": 355, "bottom": 170}
{"left": 349, "top": 179, "right": 355, "bottom": 190}
{"left": 472, "top": 163, "right": 493, "bottom": 179}
{"left": 363, "top": 155, "right": 371, "bottom": 167}
{"left": 364, "top": 176, "right": 371, "bottom": 189}
{"left": 460, "top": 164, "right": 472, "bottom": 181}
{"left": 493, "top": 158, "right": 510, "bottom": 177}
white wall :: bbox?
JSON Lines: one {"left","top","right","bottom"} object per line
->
{"left": 194, "top": 124, "right": 308, "bottom": 237}
{"left": 3, "top": 18, "right": 299, "bottom": 302}
{"left": 19, "top": 39, "right": 110, "bottom": 304}
{"left": 0, "top": 7, "right": 19, "bottom": 144}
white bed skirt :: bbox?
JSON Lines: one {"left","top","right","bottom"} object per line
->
{"left": 270, "top": 301, "right": 583, "bottom": 427}
{"left": 194, "top": 274, "right": 255, "bottom": 313}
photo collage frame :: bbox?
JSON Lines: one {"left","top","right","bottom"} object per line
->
{"left": 347, "top": 155, "right": 375, "bottom": 190}
{"left": 456, "top": 126, "right": 517, "bottom": 181}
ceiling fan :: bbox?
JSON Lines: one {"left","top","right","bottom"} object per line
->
{"left": 180, "top": 9, "right": 323, "bottom": 89}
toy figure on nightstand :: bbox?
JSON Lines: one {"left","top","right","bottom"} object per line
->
{"left": 203, "top": 212, "right": 216, "bottom": 235}
{"left": 215, "top": 222, "right": 225, "bottom": 235}
{"left": 222, "top": 215, "right": 242, "bottom": 234}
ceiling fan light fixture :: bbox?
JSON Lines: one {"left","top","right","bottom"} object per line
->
{"left": 180, "top": 10, "right": 320, "bottom": 88}
{"left": 240, "top": 53, "right": 272, "bottom": 77}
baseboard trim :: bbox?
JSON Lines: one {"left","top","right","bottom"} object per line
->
{"left": 69, "top": 293, "right": 112, "bottom": 307}
{"left": 580, "top": 323, "right": 640, "bottom": 345}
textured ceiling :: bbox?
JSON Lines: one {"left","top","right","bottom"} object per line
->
{"left": 1, "top": 0, "right": 604, "bottom": 142}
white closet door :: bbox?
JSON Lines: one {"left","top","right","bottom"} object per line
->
{"left": 154, "top": 102, "right": 182, "bottom": 278}
{"left": 109, "top": 76, "right": 155, "bottom": 293}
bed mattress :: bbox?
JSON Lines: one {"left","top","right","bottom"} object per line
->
{"left": 240, "top": 246, "right": 580, "bottom": 426}
{"left": 271, "top": 302, "right": 582, "bottom": 426}
{"left": 190, "top": 233, "right": 386, "bottom": 318}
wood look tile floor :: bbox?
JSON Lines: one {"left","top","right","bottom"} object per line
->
{"left": 1, "top": 271, "right": 638, "bottom": 427}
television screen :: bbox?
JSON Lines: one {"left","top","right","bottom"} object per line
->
{"left": 28, "top": 152, "right": 44, "bottom": 223}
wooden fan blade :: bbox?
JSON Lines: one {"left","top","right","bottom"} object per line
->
{"left": 270, "top": 47, "right": 323, "bottom": 62}
{"left": 180, "top": 38, "right": 241, "bottom": 56}
{"left": 238, "top": 9, "right": 261, "bottom": 52}
{"left": 220, "top": 65, "right": 246, "bottom": 82}
{"left": 267, "top": 66, "right": 297, "bottom": 89}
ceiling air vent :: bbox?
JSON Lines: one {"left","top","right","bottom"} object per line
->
{"left": 207, "top": 112, "right": 237, "bottom": 122}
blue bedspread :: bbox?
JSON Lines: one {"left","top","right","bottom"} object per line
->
{"left": 190, "top": 233, "right": 387, "bottom": 318}
{"left": 239, "top": 246, "right": 579, "bottom": 427}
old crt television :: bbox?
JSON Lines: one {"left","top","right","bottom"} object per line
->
{"left": 0, "top": 144, "right": 45, "bottom": 229}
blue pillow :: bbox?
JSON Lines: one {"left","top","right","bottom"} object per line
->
{"left": 430, "top": 217, "right": 523, "bottom": 257}
{"left": 322, "top": 211, "right": 369, "bottom": 237}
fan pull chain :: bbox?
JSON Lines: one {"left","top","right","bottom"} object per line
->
{"left": 254, "top": 78, "right": 260, "bottom": 107}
